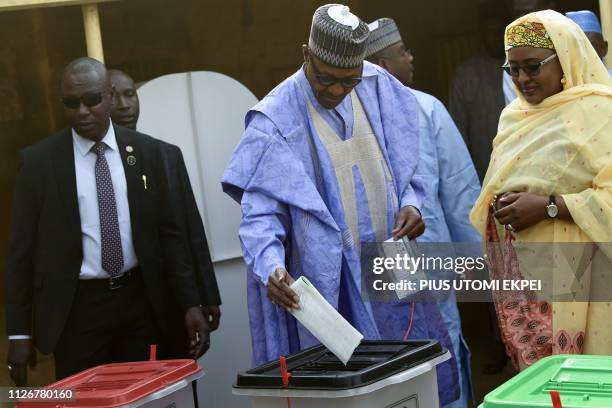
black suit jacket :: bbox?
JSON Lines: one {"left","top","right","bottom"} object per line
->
{"left": 5, "top": 125, "right": 201, "bottom": 353}
{"left": 158, "top": 141, "right": 221, "bottom": 306}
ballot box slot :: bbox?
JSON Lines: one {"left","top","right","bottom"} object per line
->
{"left": 235, "top": 340, "right": 446, "bottom": 390}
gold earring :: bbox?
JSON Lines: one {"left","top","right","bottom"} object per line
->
{"left": 561, "top": 77, "right": 567, "bottom": 85}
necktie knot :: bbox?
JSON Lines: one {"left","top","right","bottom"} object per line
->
{"left": 93, "top": 142, "right": 107, "bottom": 157}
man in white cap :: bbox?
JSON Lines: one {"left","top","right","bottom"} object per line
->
{"left": 223, "top": 3, "right": 425, "bottom": 368}
{"left": 366, "top": 17, "right": 480, "bottom": 408}
{"left": 566, "top": 10, "right": 612, "bottom": 75}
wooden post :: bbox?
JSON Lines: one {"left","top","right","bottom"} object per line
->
{"left": 601, "top": 0, "right": 612, "bottom": 69}
{"left": 1, "top": 2, "right": 118, "bottom": 62}
{"left": 30, "top": 8, "right": 57, "bottom": 131}
{"left": 81, "top": 3, "right": 104, "bottom": 62}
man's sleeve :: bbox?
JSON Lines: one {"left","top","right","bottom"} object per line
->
{"left": 175, "top": 148, "right": 221, "bottom": 306}
{"left": 433, "top": 99, "right": 482, "bottom": 243}
{"left": 155, "top": 143, "right": 201, "bottom": 310}
{"left": 222, "top": 113, "right": 292, "bottom": 285}
{"left": 239, "top": 190, "right": 290, "bottom": 285}
{"left": 5, "top": 151, "right": 38, "bottom": 336}
{"left": 400, "top": 176, "right": 425, "bottom": 211}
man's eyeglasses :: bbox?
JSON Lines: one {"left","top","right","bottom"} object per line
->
{"left": 61, "top": 92, "right": 106, "bottom": 109}
{"left": 502, "top": 54, "right": 558, "bottom": 77}
{"left": 309, "top": 59, "right": 362, "bottom": 88}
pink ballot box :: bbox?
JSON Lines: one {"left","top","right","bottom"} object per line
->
{"left": 17, "top": 359, "right": 203, "bottom": 408}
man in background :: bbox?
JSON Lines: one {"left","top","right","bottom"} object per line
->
{"left": 566, "top": 10, "right": 612, "bottom": 75}
{"left": 110, "top": 69, "right": 222, "bottom": 357}
{"left": 448, "top": 1, "right": 512, "bottom": 182}
{"left": 367, "top": 17, "right": 481, "bottom": 408}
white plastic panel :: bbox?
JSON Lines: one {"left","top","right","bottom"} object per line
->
{"left": 137, "top": 71, "right": 257, "bottom": 262}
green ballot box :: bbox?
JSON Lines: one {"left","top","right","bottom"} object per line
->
{"left": 480, "top": 355, "right": 612, "bottom": 408}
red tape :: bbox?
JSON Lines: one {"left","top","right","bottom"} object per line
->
{"left": 403, "top": 302, "right": 415, "bottom": 341}
{"left": 550, "top": 390, "right": 563, "bottom": 408}
{"left": 279, "top": 356, "right": 292, "bottom": 408}
{"left": 149, "top": 344, "right": 157, "bottom": 361}
{"left": 279, "top": 356, "right": 292, "bottom": 387}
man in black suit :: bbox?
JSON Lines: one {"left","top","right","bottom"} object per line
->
{"left": 109, "top": 70, "right": 222, "bottom": 356}
{"left": 5, "top": 58, "right": 210, "bottom": 386}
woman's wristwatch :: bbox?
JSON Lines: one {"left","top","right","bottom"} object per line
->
{"left": 546, "top": 195, "right": 558, "bottom": 218}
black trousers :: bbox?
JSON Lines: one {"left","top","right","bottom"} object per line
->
{"left": 54, "top": 269, "right": 160, "bottom": 380}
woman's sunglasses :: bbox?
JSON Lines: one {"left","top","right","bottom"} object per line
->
{"left": 61, "top": 92, "right": 106, "bottom": 109}
{"left": 502, "top": 53, "right": 558, "bottom": 77}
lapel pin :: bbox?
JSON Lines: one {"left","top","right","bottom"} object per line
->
{"left": 127, "top": 155, "right": 136, "bottom": 166}
{"left": 126, "top": 145, "right": 134, "bottom": 153}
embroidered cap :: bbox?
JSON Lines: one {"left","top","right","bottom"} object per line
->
{"left": 308, "top": 4, "right": 370, "bottom": 68}
{"left": 506, "top": 21, "right": 555, "bottom": 50}
{"left": 365, "top": 18, "right": 403, "bottom": 57}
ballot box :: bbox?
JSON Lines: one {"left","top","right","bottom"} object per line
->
{"left": 479, "top": 354, "right": 612, "bottom": 408}
{"left": 233, "top": 340, "right": 450, "bottom": 408}
{"left": 17, "top": 359, "right": 203, "bottom": 408}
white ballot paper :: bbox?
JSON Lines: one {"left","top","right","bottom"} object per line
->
{"left": 290, "top": 276, "right": 363, "bottom": 365}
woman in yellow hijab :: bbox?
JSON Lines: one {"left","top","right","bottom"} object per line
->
{"left": 470, "top": 9, "right": 612, "bottom": 370}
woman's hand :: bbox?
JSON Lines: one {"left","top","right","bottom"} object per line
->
{"left": 494, "top": 192, "right": 548, "bottom": 232}
{"left": 493, "top": 192, "right": 514, "bottom": 211}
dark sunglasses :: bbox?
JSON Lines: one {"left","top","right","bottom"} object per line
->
{"left": 502, "top": 53, "right": 557, "bottom": 77}
{"left": 61, "top": 92, "right": 106, "bottom": 109}
{"left": 309, "top": 59, "right": 362, "bottom": 88}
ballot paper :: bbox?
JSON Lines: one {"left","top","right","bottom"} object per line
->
{"left": 290, "top": 276, "right": 363, "bottom": 365}
{"left": 382, "top": 237, "right": 426, "bottom": 299}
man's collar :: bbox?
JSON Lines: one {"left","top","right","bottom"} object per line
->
{"left": 72, "top": 121, "right": 117, "bottom": 157}
{"left": 297, "top": 65, "right": 317, "bottom": 105}
{"left": 361, "top": 60, "right": 378, "bottom": 77}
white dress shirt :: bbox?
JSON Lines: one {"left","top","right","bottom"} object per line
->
{"left": 73, "top": 123, "right": 138, "bottom": 279}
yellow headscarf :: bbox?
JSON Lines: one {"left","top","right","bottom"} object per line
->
{"left": 470, "top": 10, "right": 612, "bottom": 243}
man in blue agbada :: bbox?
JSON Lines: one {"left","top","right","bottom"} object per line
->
{"left": 565, "top": 10, "right": 612, "bottom": 76}
{"left": 222, "top": 4, "right": 460, "bottom": 404}
{"left": 366, "top": 18, "right": 482, "bottom": 408}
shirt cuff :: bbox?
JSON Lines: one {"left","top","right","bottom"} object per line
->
{"left": 8, "top": 335, "right": 31, "bottom": 340}
{"left": 260, "top": 262, "right": 286, "bottom": 286}
{"left": 400, "top": 189, "right": 422, "bottom": 212}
